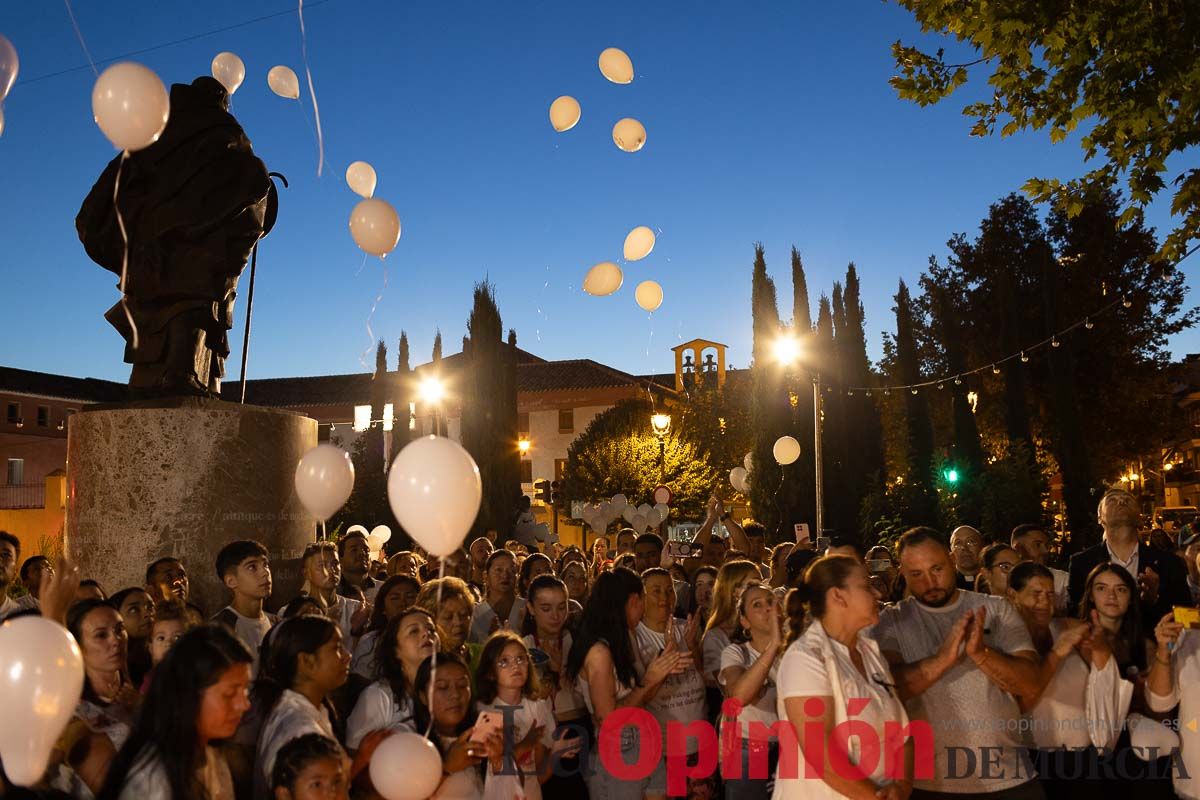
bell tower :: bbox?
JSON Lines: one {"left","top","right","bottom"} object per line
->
{"left": 671, "top": 339, "right": 727, "bottom": 392}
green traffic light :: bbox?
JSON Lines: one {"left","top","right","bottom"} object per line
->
{"left": 945, "top": 468, "right": 959, "bottom": 484}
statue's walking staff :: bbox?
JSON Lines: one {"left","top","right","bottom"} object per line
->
{"left": 239, "top": 172, "right": 288, "bottom": 404}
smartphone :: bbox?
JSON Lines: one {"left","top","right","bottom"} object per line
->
{"left": 1174, "top": 606, "right": 1200, "bottom": 629}
{"left": 471, "top": 711, "right": 503, "bottom": 743}
{"left": 816, "top": 536, "right": 831, "bottom": 552}
{"left": 667, "top": 540, "right": 700, "bottom": 559}
{"left": 794, "top": 523, "right": 811, "bottom": 545}
{"left": 868, "top": 559, "right": 892, "bottom": 574}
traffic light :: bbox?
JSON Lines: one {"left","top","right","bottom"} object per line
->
{"left": 534, "top": 479, "right": 550, "bottom": 503}
{"left": 942, "top": 466, "right": 960, "bottom": 485}
{"left": 550, "top": 480, "right": 561, "bottom": 504}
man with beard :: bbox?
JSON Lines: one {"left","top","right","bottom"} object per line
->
{"left": 336, "top": 530, "right": 378, "bottom": 603}
{"left": 873, "top": 527, "right": 1041, "bottom": 798}
{"left": 1068, "top": 488, "right": 1190, "bottom": 630}
{"left": 467, "top": 536, "right": 493, "bottom": 592}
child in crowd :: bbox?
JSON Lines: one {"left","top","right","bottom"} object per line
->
{"left": 212, "top": 540, "right": 277, "bottom": 674}
{"left": 271, "top": 733, "right": 350, "bottom": 800}
{"left": 141, "top": 604, "right": 192, "bottom": 693}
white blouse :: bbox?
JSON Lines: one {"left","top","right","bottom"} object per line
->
{"left": 477, "top": 696, "right": 555, "bottom": 800}
{"left": 256, "top": 689, "right": 341, "bottom": 799}
{"left": 346, "top": 680, "right": 415, "bottom": 750}
{"left": 351, "top": 628, "right": 382, "bottom": 680}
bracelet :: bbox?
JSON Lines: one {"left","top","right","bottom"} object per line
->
{"left": 976, "top": 647, "right": 992, "bottom": 667}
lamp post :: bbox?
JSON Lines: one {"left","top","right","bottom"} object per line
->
{"left": 774, "top": 334, "right": 823, "bottom": 534}
{"left": 651, "top": 413, "right": 671, "bottom": 476}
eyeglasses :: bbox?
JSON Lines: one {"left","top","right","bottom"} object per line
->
{"left": 497, "top": 655, "right": 528, "bottom": 670}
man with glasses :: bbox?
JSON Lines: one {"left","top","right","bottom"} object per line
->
{"left": 1068, "top": 488, "right": 1191, "bottom": 629}
{"left": 949, "top": 525, "right": 984, "bottom": 590}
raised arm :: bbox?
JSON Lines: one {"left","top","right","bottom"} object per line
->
{"left": 883, "top": 611, "right": 969, "bottom": 701}
{"left": 964, "top": 607, "right": 1041, "bottom": 699}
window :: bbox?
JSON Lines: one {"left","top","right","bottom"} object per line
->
{"left": 6, "top": 459, "right": 23, "bottom": 486}
{"left": 353, "top": 405, "right": 371, "bottom": 432}
{"left": 558, "top": 408, "right": 574, "bottom": 434}
{"left": 5, "top": 403, "right": 18, "bottom": 424}
{"left": 37, "top": 406, "right": 49, "bottom": 427}
{"left": 555, "top": 458, "right": 567, "bottom": 481}
{"left": 518, "top": 412, "right": 530, "bottom": 436}
{"left": 383, "top": 403, "right": 394, "bottom": 432}
{"left": 520, "top": 460, "right": 533, "bottom": 483}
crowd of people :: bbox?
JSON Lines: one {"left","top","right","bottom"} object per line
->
{"left": 4, "top": 487, "right": 1200, "bottom": 800}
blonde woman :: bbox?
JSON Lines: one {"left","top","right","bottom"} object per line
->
{"left": 415, "top": 576, "right": 480, "bottom": 675}
{"left": 702, "top": 560, "right": 764, "bottom": 708}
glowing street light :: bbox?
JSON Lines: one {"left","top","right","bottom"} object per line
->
{"left": 518, "top": 438, "right": 531, "bottom": 455}
{"left": 650, "top": 413, "right": 672, "bottom": 438}
{"left": 773, "top": 335, "right": 801, "bottom": 365}
{"left": 419, "top": 376, "right": 445, "bottom": 405}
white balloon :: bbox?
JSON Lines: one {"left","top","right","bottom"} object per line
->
{"left": 598, "top": 47, "right": 634, "bottom": 84}
{"left": 622, "top": 505, "right": 637, "bottom": 524}
{"left": 345, "top": 160, "right": 377, "bottom": 199}
{"left": 267, "top": 65, "right": 301, "bottom": 99}
{"left": 370, "top": 524, "right": 392, "bottom": 545}
{"left": 0, "top": 106, "right": 5, "bottom": 138}
{"left": 369, "top": 732, "right": 443, "bottom": 800}
{"left": 211, "top": 52, "right": 245, "bottom": 95}
{"left": 345, "top": 524, "right": 369, "bottom": 538}
{"left": 635, "top": 280, "right": 663, "bottom": 313}
{"left": 612, "top": 117, "right": 647, "bottom": 153}
{"left": 349, "top": 198, "right": 401, "bottom": 256}
{"left": 295, "top": 444, "right": 355, "bottom": 522}
{"left": 91, "top": 62, "right": 170, "bottom": 152}
{"left": 611, "top": 494, "right": 629, "bottom": 513}
{"left": 0, "top": 616, "right": 85, "bottom": 786}
{"left": 387, "top": 436, "right": 482, "bottom": 557}
{"left": 638, "top": 503, "right": 653, "bottom": 517}
{"left": 583, "top": 261, "right": 623, "bottom": 296}
{"left": 730, "top": 466, "right": 748, "bottom": 491}
{"left": 773, "top": 435, "right": 802, "bottom": 466}
{"left": 597, "top": 501, "right": 612, "bottom": 526}
{"left": 366, "top": 533, "right": 384, "bottom": 553}
{"left": 623, "top": 226, "right": 655, "bottom": 261}
{"left": 549, "top": 95, "right": 581, "bottom": 132}
{"left": 744, "top": 452, "right": 754, "bottom": 472}
{"left": 0, "top": 34, "right": 18, "bottom": 103}
{"left": 654, "top": 502, "right": 670, "bottom": 522}
{"left": 631, "top": 512, "right": 647, "bottom": 532}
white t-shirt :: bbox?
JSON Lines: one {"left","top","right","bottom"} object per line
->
{"left": 872, "top": 590, "right": 1037, "bottom": 794}
{"left": 632, "top": 621, "right": 706, "bottom": 756}
{"left": 469, "top": 598, "right": 527, "bottom": 645}
{"left": 1148, "top": 628, "right": 1200, "bottom": 799}
{"left": 701, "top": 627, "right": 732, "bottom": 685}
{"left": 773, "top": 620, "right": 907, "bottom": 800}
{"left": 351, "top": 629, "right": 382, "bottom": 680}
{"left": 1049, "top": 567, "right": 1071, "bottom": 616}
{"left": 346, "top": 680, "right": 416, "bottom": 750}
{"left": 214, "top": 606, "right": 274, "bottom": 674}
{"left": 476, "top": 695, "right": 555, "bottom": 800}
{"left": 326, "top": 595, "right": 362, "bottom": 645}
{"left": 523, "top": 632, "right": 587, "bottom": 720}
{"left": 256, "top": 689, "right": 341, "bottom": 799}
{"left": 117, "top": 746, "right": 234, "bottom": 800}
{"left": 1027, "top": 619, "right": 1132, "bottom": 750}
{"left": 718, "top": 641, "right": 779, "bottom": 737}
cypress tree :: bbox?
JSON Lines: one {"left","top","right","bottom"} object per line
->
{"left": 461, "top": 282, "right": 521, "bottom": 541}
{"left": 792, "top": 247, "right": 813, "bottom": 332}
{"left": 788, "top": 247, "right": 817, "bottom": 532}
{"left": 841, "top": 264, "right": 886, "bottom": 535}
{"left": 749, "top": 245, "right": 792, "bottom": 536}
{"left": 393, "top": 332, "right": 413, "bottom": 453}
{"left": 894, "top": 280, "right": 938, "bottom": 525}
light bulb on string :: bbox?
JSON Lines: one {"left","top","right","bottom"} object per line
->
{"left": 1123, "top": 296, "right": 1132, "bottom": 308}
{"left": 937, "top": 383, "right": 945, "bottom": 390}
{"left": 883, "top": 389, "right": 891, "bottom": 396}
{"left": 1051, "top": 337, "right": 1060, "bottom": 348}
{"left": 1020, "top": 351, "right": 1029, "bottom": 363}
{"left": 847, "top": 390, "right": 854, "bottom": 397}
{"left": 992, "top": 364, "right": 1001, "bottom": 375}
{"left": 865, "top": 390, "right": 872, "bottom": 397}
{"left": 954, "top": 376, "right": 963, "bottom": 386}
{"left": 1085, "top": 318, "right": 1094, "bottom": 330}
{"left": 911, "top": 388, "right": 919, "bottom": 395}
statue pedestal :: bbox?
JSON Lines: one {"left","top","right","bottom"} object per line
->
{"left": 65, "top": 397, "right": 318, "bottom": 613}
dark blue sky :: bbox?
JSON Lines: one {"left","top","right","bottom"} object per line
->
{"left": 2, "top": 1, "right": 1196, "bottom": 382}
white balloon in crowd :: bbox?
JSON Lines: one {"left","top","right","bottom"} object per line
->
{"left": 549, "top": 95, "right": 581, "bottom": 132}
{"left": 370, "top": 524, "right": 392, "bottom": 544}
{"left": 598, "top": 47, "right": 634, "bottom": 84}
{"left": 583, "top": 261, "right": 623, "bottom": 296}
{"left": 210, "top": 52, "right": 245, "bottom": 95}
{"left": 0, "top": 616, "right": 85, "bottom": 786}
{"left": 730, "top": 466, "right": 749, "bottom": 493}
{"left": 622, "top": 505, "right": 637, "bottom": 524}
{"left": 294, "top": 444, "right": 355, "bottom": 522}
{"left": 623, "top": 226, "right": 656, "bottom": 261}
{"left": 773, "top": 435, "right": 801, "bottom": 466}
{"left": 345, "top": 524, "right": 369, "bottom": 538}
{"left": 631, "top": 512, "right": 647, "bottom": 532}
{"left": 612, "top": 117, "right": 646, "bottom": 152}
{"left": 387, "top": 435, "right": 482, "bottom": 557}
{"left": 370, "top": 732, "right": 443, "bottom": 800}
{"left": 611, "top": 494, "right": 628, "bottom": 512}
{"left": 0, "top": 34, "right": 18, "bottom": 103}
{"left": 267, "top": 65, "right": 301, "bottom": 99}
{"left": 637, "top": 503, "right": 652, "bottom": 518}
{"left": 345, "top": 160, "right": 377, "bottom": 199}
{"left": 91, "top": 62, "right": 170, "bottom": 152}
{"left": 654, "top": 502, "right": 670, "bottom": 523}
{"left": 597, "top": 500, "right": 613, "bottom": 523}
{"left": 349, "top": 198, "right": 401, "bottom": 256}
{"left": 635, "top": 280, "right": 663, "bottom": 312}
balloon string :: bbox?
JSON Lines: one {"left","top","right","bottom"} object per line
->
{"left": 360, "top": 261, "right": 388, "bottom": 368}
{"left": 297, "top": 0, "right": 324, "bottom": 176}
{"left": 63, "top": 0, "right": 100, "bottom": 77}
{"left": 354, "top": 251, "right": 368, "bottom": 277}
{"left": 319, "top": 519, "right": 326, "bottom": 542}
{"left": 112, "top": 151, "right": 139, "bottom": 352}
{"left": 425, "top": 560, "right": 446, "bottom": 738}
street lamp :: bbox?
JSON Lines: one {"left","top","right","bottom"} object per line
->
{"left": 518, "top": 438, "right": 531, "bottom": 455}
{"left": 774, "top": 333, "right": 824, "bottom": 533}
{"left": 419, "top": 376, "right": 446, "bottom": 436}
{"left": 651, "top": 412, "right": 671, "bottom": 473}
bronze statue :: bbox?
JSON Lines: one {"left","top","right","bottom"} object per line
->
{"left": 76, "top": 76, "right": 279, "bottom": 397}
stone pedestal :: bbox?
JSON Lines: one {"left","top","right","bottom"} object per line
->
{"left": 65, "top": 397, "right": 318, "bottom": 613}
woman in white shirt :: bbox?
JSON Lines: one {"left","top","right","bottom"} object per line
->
{"left": 254, "top": 615, "right": 351, "bottom": 800}
{"left": 469, "top": 551, "right": 526, "bottom": 644}
{"left": 98, "top": 625, "right": 252, "bottom": 800}
{"left": 703, "top": 561, "right": 765, "bottom": 718}
{"left": 350, "top": 575, "right": 419, "bottom": 680}
{"left": 775, "top": 554, "right": 910, "bottom": 800}
{"left": 346, "top": 607, "right": 437, "bottom": 750}
{"left": 566, "top": 567, "right": 691, "bottom": 800}
{"left": 719, "top": 583, "right": 783, "bottom": 800}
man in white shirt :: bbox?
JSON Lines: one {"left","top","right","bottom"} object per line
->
{"left": 212, "top": 539, "right": 276, "bottom": 673}
{"left": 874, "top": 527, "right": 1042, "bottom": 798}
{"left": 1011, "top": 524, "right": 1070, "bottom": 615}
{"left": 302, "top": 541, "right": 367, "bottom": 645}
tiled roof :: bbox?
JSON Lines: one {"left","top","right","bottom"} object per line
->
{"left": 517, "top": 360, "right": 645, "bottom": 393}
{"left": 0, "top": 366, "right": 129, "bottom": 403}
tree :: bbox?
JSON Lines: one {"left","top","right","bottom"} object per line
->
{"left": 333, "top": 341, "right": 398, "bottom": 540}
{"left": 787, "top": 248, "right": 817, "bottom": 533}
{"left": 839, "top": 264, "right": 886, "bottom": 536}
{"left": 562, "top": 399, "right": 719, "bottom": 520}
{"left": 891, "top": 0, "right": 1200, "bottom": 264}
{"left": 460, "top": 282, "right": 521, "bottom": 540}
{"left": 893, "top": 280, "right": 938, "bottom": 525}
{"left": 393, "top": 332, "right": 413, "bottom": 453}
